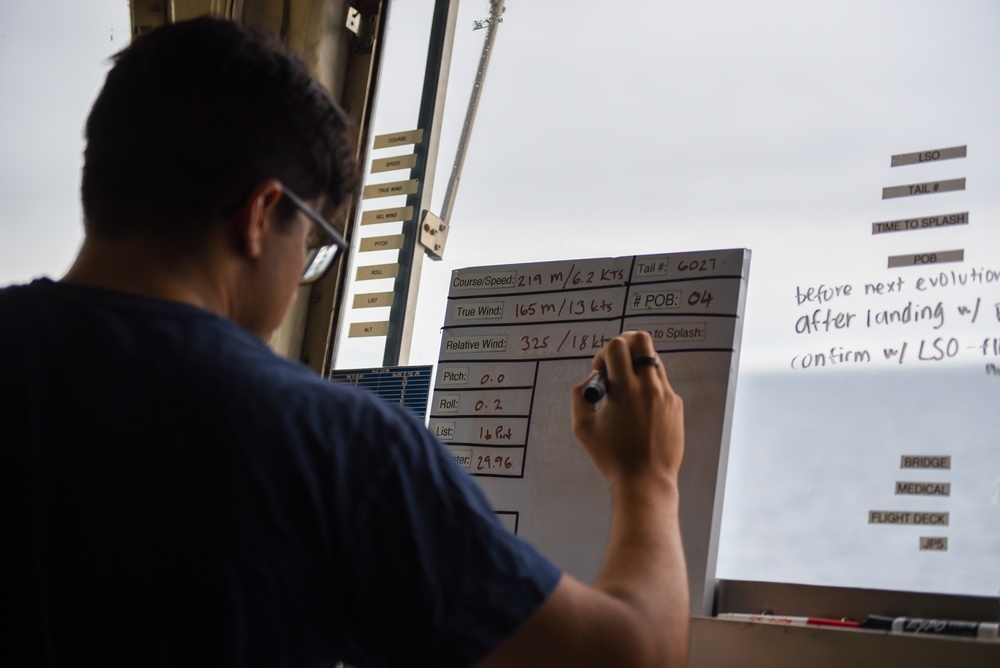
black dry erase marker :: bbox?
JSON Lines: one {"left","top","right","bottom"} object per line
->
{"left": 582, "top": 356, "right": 659, "bottom": 404}
{"left": 862, "top": 615, "right": 999, "bottom": 640}
{"left": 582, "top": 370, "right": 607, "bottom": 403}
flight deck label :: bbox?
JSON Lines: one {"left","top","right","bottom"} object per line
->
{"left": 868, "top": 511, "right": 949, "bottom": 525}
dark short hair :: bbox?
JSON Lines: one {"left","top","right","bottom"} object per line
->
{"left": 81, "top": 16, "right": 356, "bottom": 242}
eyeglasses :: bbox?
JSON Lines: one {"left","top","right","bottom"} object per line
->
{"left": 281, "top": 187, "right": 350, "bottom": 285}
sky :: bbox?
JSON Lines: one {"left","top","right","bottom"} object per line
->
{"left": 3, "top": 0, "right": 998, "bottom": 596}
{"left": 0, "top": 1, "right": 130, "bottom": 286}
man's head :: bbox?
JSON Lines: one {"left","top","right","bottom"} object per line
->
{"left": 81, "top": 17, "right": 356, "bottom": 249}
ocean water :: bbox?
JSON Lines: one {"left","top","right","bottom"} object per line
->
{"left": 716, "top": 365, "right": 1000, "bottom": 598}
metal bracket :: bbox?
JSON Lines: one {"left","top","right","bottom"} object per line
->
{"left": 419, "top": 210, "right": 449, "bottom": 260}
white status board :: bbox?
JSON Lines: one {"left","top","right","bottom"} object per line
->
{"left": 429, "top": 249, "right": 751, "bottom": 615}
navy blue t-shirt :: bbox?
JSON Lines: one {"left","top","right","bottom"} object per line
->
{"left": 0, "top": 279, "right": 560, "bottom": 666}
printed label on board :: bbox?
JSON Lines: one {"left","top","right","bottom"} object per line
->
{"left": 451, "top": 449, "right": 473, "bottom": 468}
{"left": 891, "top": 145, "right": 966, "bottom": 167}
{"left": 434, "top": 394, "right": 461, "bottom": 413}
{"left": 434, "top": 421, "right": 456, "bottom": 441}
{"left": 868, "top": 511, "right": 949, "bottom": 525}
{"left": 919, "top": 537, "right": 948, "bottom": 551}
{"left": 363, "top": 179, "right": 419, "bottom": 200}
{"left": 887, "top": 250, "right": 963, "bottom": 268}
{"left": 438, "top": 367, "right": 470, "bottom": 385}
{"left": 443, "top": 335, "right": 508, "bottom": 353}
{"left": 895, "top": 481, "right": 951, "bottom": 496}
{"left": 630, "top": 290, "right": 682, "bottom": 310}
{"left": 663, "top": 323, "right": 707, "bottom": 342}
{"left": 630, "top": 322, "right": 708, "bottom": 344}
{"left": 371, "top": 153, "right": 417, "bottom": 173}
{"left": 882, "top": 178, "right": 965, "bottom": 199}
{"left": 872, "top": 212, "right": 968, "bottom": 235}
{"left": 361, "top": 206, "right": 414, "bottom": 225}
{"left": 450, "top": 271, "right": 517, "bottom": 291}
{"left": 372, "top": 129, "right": 424, "bottom": 149}
{"left": 900, "top": 455, "right": 951, "bottom": 469}
{"left": 454, "top": 301, "right": 505, "bottom": 320}
{"left": 634, "top": 259, "right": 671, "bottom": 277}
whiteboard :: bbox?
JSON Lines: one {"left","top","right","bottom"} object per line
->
{"left": 429, "top": 249, "right": 751, "bottom": 614}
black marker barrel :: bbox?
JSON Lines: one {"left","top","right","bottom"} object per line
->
{"left": 582, "top": 371, "right": 607, "bottom": 404}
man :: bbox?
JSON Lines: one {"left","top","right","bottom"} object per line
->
{"left": 1, "top": 17, "right": 688, "bottom": 667}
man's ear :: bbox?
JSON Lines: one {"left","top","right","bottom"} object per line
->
{"left": 233, "top": 179, "right": 284, "bottom": 259}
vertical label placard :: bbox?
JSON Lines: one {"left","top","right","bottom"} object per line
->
{"left": 363, "top": 179, "right": 419, "bottom": 200}
{"left": 371, "top": 153, "right": 417, "bottom": 173}
{"left": 372, "top": 129, "right": 424, "bottom": 149}
{"left": 361, "top": 206, "right": 414, "bottom": 226}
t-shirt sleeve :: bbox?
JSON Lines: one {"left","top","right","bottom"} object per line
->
{"left": 337, "top": 401, "right": 561, "bottom": 668}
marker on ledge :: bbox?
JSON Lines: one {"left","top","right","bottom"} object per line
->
{"left": 717, "top": 613, "right": 860, "bottom": 629}
{"left": 583, "top": 356, "right": 660, "bottom": 404}
{"left": 861, "top": 615, "right": 1000, "bottom": 640}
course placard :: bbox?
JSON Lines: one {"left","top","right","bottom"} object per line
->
{"left": 372, "top": 129, "right": 424, "bottom": 149}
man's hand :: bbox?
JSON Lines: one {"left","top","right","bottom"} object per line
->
{"left": 571, "top": 331, "right": 684, "bottom": 488}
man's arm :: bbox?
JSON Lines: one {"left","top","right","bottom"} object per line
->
{"left": 477, "top": 331, "right": 689, "bottom": 668}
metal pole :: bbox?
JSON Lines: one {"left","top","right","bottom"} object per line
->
{"left": 439, "top": 0, "right": 503, "bottom": 222}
